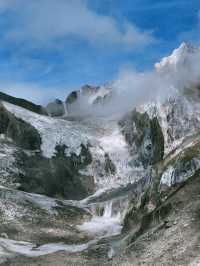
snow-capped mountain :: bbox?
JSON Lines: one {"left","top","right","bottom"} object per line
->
{"left": 155, "top": 42, "right": 200, "bottom": 91}
{"left": 0, "top": 43, "right": 200, "bottom": 265}
{"left": 155, "top": 42, "right": 199, "bottom": 73}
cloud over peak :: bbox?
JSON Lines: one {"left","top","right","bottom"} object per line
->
{"left": 0, "top": 0, "right": 154, "bottom": 47}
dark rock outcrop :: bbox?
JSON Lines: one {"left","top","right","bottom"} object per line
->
{"left": 104, "top": 153, "right": 116, "bottom": 175}
{"left": 0, "top": 103, "right": 41, "bottom": 150}
{"left": 66, "top": 91, "right": 79, "bottom": 105}
{"left": 119, "top": 110, "right": 164, "bottom": 168}
{"left": 65, "top": 85, "right": 101, "bottom": 114}
{"left": 16, "top": 144, "right": 94, "bottom": 200}
{"left": 0, "top": 91, "right": 47, "bottom": 115}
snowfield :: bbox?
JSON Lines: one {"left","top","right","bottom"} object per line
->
{"left": 3, "top": 101, "right": 89, "bottom": 158}
{"left": 3, "top": 101, "right": 139, "bottom": 192}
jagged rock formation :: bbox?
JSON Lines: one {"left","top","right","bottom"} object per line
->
{"left": 66, "top": 90, "right": 79, "bottom": 105}
{"left": 65, "top": 84, "right": 111, "bottom": 115}
{"left": 45, "top": 84, "right": 112, "bottom": 117}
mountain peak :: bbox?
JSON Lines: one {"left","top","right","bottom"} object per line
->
{"left": 155, "top": 42, "right": 199, "bottom": 73}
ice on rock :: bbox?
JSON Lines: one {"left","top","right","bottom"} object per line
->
{"left": 2, "top": 102, "right": 89, "bottom": 158}
{"left": 84, "top": 121, "right": 139, "bottom": 190}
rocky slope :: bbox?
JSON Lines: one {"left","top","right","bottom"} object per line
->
{"left": 0, "top": 43, "right": 200, "bottom": 265}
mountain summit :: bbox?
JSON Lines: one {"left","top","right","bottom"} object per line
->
{"left": 155, "top": 42, "right": 199, "bottom": 72}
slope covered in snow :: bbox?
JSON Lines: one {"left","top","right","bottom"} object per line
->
{"left": 2, "top": 101, "right": 89, "bottom": 158}
{"left": 2, "top": 100, "right": 141, "bottom": 193}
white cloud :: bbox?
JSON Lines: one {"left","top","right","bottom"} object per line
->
{"left": 1, "top": 0, "right": 154, "bottom": 47}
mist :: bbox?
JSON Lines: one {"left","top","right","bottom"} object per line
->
{"left": 1, "top": 44, "right": 200, "bottom": 119}
{"left": 67, "top": 69, "right": 172, "bottom": 118}
{"left": 69, "top": 44, "right": 200, "bottom": 119}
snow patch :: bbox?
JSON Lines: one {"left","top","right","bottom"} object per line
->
{"left": 0, "top": 238, "right": 96, "bottom": 258}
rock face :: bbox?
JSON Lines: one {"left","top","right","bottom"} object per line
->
{"left": 0, "top": 103, "right": 41, "bottom": 150}
{"left": 0, "top": 91, "right": 47, "bottom": 115}
{"left": 116, "top": 135, "right": 200, "bottom": 266}
{"left": 104, "top": 153, "right": 116, "bottom": 175}
{"left": 119, "top": 109, "right": 164, "bottom": 168}
{"left": 16, "top": 144, "right": 94, "bottom": 200}
{"left": 66, "top": 90, "right": 79, "bottom": 105}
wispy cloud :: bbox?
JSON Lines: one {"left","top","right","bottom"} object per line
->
{"left": 0, "top": 0, "right": 154, "bottom": 47}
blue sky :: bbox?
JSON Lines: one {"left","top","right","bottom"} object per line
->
{"left": 0, "top": 0, "right": 200, "bottom": 104}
